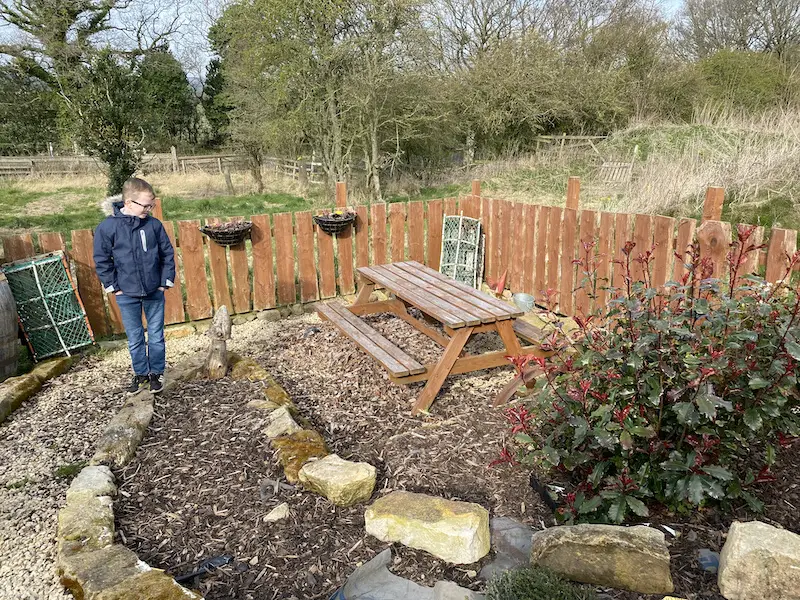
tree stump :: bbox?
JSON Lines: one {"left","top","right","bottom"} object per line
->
{"left": 204, "top": 306, "right": 232, "bottom": 379}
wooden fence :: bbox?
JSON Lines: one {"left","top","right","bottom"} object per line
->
{"left": 1, "top": 179, "right": 797, "bottom": 338}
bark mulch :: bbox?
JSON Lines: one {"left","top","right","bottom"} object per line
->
{"left": 114, "top": 314, "right": 800, "bottom": 600}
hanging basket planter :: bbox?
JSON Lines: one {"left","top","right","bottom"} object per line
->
{"left": 313, "top": 210, "right": 356, "bottom": 235}
{"left": 199, "top": 221, "right": 253, "bottom": 246}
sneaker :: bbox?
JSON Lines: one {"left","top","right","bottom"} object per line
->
{"left": 149, "top": 373, "right": 165, "bottom": 394}
{"left": 127, "top": 375, "right": 149, "bottom": 395}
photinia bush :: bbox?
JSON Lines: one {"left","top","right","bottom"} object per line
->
{"left": 500, "top": 225, "right": 800, "bottom": 523}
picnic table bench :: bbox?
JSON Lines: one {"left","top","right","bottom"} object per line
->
{"left": 317, "top": 260, "right": 546, "bottom": 415}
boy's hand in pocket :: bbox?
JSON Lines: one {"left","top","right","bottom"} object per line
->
{"left": 115, "top": 291, "right": 123, "bottom": 296}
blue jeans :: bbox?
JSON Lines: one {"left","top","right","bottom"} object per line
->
{"left": 116, "top": 290, "right": 166, "bottom": 376}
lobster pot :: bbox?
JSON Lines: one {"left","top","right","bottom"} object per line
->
{"left": 0, "top": 272, "right": 19, "bottom": 382}
{"left": 439, "top": 215, "right": 484, "bottom": 288}
{"left": 1, "top": 251, "right": 94, "bottom": 361}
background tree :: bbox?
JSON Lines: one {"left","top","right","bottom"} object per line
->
{"left": 0, "top": 61, "right": 60, "bottom": 154}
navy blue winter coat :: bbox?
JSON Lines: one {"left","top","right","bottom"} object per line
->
{"left": 93, "top": 198, "right": 176, "bottom": 297}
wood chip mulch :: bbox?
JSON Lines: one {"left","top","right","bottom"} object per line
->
{"left": 114, "top": 313, "right": 800, "bottom": 600}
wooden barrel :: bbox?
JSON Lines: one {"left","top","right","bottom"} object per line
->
{"left": 0, "top": 272, "right": 19, "bottom": 382}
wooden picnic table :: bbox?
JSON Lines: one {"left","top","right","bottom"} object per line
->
{"left": 316, "top": 260, "right": 546, "bottom": 415}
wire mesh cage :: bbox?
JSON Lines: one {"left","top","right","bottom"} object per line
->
{"left": 439, "top": 215, "right": 484, "bottom": 288}
{"left": 1, "top": 251, "right": 94, "bottom": 361}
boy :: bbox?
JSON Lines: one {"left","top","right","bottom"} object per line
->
{"left": 93, "top": 177, "right": 175, "bottom": 394}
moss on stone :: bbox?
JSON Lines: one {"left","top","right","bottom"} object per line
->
{"left": 271, "top": 430, "right": 329, "bottom": 483}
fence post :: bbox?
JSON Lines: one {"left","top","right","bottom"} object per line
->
{"left": 702, "top": 186, "right": 725, "bottom": 221}
{"left": 171, "top": 146, "right": 179, "bottom": 173}
{"left": 224, "top": 169, "right": 235, "bottom": 195}
{"left": 471, "top": 179, "right": 481, "bottom": 198}
{"left": 566, "top": 176, "right": 581, "bottom": 210}
{"left": 336, "top": 181, "right": 347, "bottom": 208}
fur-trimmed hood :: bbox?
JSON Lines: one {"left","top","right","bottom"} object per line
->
{"left": 100, "top": 194, "right": 123, "bottom": 216}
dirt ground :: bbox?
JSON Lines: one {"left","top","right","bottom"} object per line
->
{"left": 114, "top": 313, "right": 800, "bottom": 600}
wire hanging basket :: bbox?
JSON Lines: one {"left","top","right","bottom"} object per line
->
{"left": 313, "top": 211, "right": 356, "bottom": 235}
{"left": 199, "top": 221, "right": 253, "bottom": 246}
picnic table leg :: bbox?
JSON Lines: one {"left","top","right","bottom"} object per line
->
{"left": 411, "top": 326, "right": 473, "bottom": 415}
{"left": 497, "top": 320, "right": 523, "bottom": 355}
{"left": 352, "top": 282, "right": 375, "bottom": 305}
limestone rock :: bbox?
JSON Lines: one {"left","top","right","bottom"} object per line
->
{"left": 169, "top": 356, "right": 206, "bottom": 383}
{"left": 31, "top": 356, "right": 73, "bottom": 382}
{"left": 57, "top": 495, "right": 114, "bottom": 552}
{"left": 257, "top": 309, "right": 281, "bottom": 322}
{"left": 290, "top": 304, "right": 304, "bottom": 316}
{"left": 263, "top": 379, "right": 292, "bottom": 406}
{"left": 718, "top": 520, "right": 800, "bottom": 600}
{"left": 66, "top": 466, "right": 116, "bottom": 503}
{"left": 192, "top": 318, "right": 213, "bottom": 334}
{"left": 299, "top": 454, "right": 376, "bottom": 506}
{"left": 91, "top": 396, "right": 153, "bottom": 469}
{"left": 271, "top": 430, "right": 329, "bottom": 483}
{"left": 0, "top": 373, "right": 42, "bottom": 424}
{"left": 164, "top": 323, "right": 196, "bottom": 339}
{"left": 529, "top": 524, "right": 673, "bottom": 594}
{"left": 264, "top": 406, "right": 302, "bottom": 439}
{"left": 279, "top": 307, "right": 291, "bottom": 318}
{"left": 247, "top": 398, "right": 280, "bottom": 411}
{"left": 364, "top": 491, "right": 490, "bottom": 564}
{"left": 232, "top": 313, "right": 257, "bottom": 325}
{"left": 58, "top": 543, "right": 201, "bottom": 600}
{"left": 229, "top": 354, "right": 270, "bottom": 381}
{"left": 264, "top": 503, "right": 290, "bottom": 522}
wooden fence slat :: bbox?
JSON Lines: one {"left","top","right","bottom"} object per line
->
{"left": 161, "top": 221, "right": 185, "bottom": 324}
{"left": 533, "top": 205, "right": 549, "bottom": 301}
{"left": 273, "top": 212, "right": 296, "bottom": 305}
{"left": 295, "top": 212, "right": 319, "bottom": 303}
{"left": 251, "top": 214, "right": 276, "bottom": 310}
{"left": 426, "top": 199, "right": 443, "bottom": 271}
{"left": 697, "top": 220, "right": 732, "bottom": 282}
{"left": 575, "top": 209, "right": 597, "bottom": 317}
{"left": 546, "top": 207, "right": 562, "bottom": 304}
{"left": 672, "top": 218, "right": 697, "bottom": 284}
{"left": 316, "top": 212, "right": 337, "bottom": 299}
{"left": 482, "top": 198, "right": 495, "bottom": 281}
{"left": 612, "top": 213, "right": 630, "bottom": 294}
{"left": 509, "top": 202, "right": 525, "bottom": 292}
{"left": 596, "top": 212, "right": 614, "bottom": 310}
{"left": 443, "top": 197, "right": 457, "bottom": 216}
{"left": 2, "top": 234, "right": 35, "bottom": 263}
{"left": 225, "top": 217, "right": 251, "bottom": 314}
{"left": 38, "top": 232, "right": 66, "bottom": 254}
{"left": 496, "top": 200, "right": 512, "bottom": 285}
{"left": 71, "top": 229, "right": 108, "bottom": 337}
{"left": 371, "top": 203, "right": 387, "bottom": 266}
{"left": 652, "top": 215, "right": 676, "bottom": 289}
{"left": 389, "top": 202, "right": 406, "bottom": 263}
{"left": 703, "top": 187, "right": 725, "bottom": 222}
{"left": 559, "top": 207, "right": 578, "bottom": 315}
{"left": 177, "top": 220, "right": 213, "bottom": 320}
{"left": 462, "top": 196, "right": 481, "bottom": 219}
{"left": 631, "top": 214, "right": 653, "bottom": 284}
{"left": 740, "top": 225, "right": 765, "bottom": 276}
{"left": 205, "top": 218, "right": 233, "bottom": 312}
{"left": 522, "top": 204, "right": 537, "bottom": 295}
{"left": 336, "top": 217, "right": 355, "bottom": 296}
{"left": 152, "top": 198, "right": 164, "bottom": 221}
{"left": 765, "top": 228, "right": 798, "bottom": 283}
{"left": 408, "top": 201, "right": 425, "bottom": 263}
{"left": 355, "top": 206, "right": 370, "bottom": 288}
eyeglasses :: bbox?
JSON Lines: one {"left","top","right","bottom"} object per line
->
{"left": 130, "top": 199, "right": 156, "bottom": 211}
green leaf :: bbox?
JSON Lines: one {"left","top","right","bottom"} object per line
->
{"left": 785, "top": 340, "right": 800, "bottom": 361}
{"left": 673, "top": 402, "right": 698, "bottom": 425}
{"left": 626, "top": 495, "right": 649, "bottom": 517}
{"left": 696, "top": 395, "right": 716, "bottom": 420}
{"left": 569, "top": 416, "right": 589, "bottom": 445}
{"left": 588, "top": 462, "right": 609, "bottom": 488}
{"left": 741, "top": 491, "right": 764, "bottom": 512}
{"left": 543, "top": 446, "right": 560, "bottom": 467}
{"left": 702, "top": 465, "right": 733, "bottom": 481}
{"left": 608, "top": 496, "right": 627, "bottom": 523}
{"left": 766, "top": 444, "right": 776, "bottom": 466}
{"left": 748, "top": 376, "right": 769, "bottom": 390}
{"left": 629, "top": 426, "right": 655, "bottom": 438}
{"left": 514, "top": 433, "right": 535, "bottom": 445}
{"left": 688, "top": 476, "right": 705, "bottom": 504}
{"left": 620, "top": 430, "right": 633, "bottom": 450}
{"left": 744, "top": 408, "right": 763, "bottom": 431}
{"left": 578, "top": 495, "right": 603, "bottom": 515}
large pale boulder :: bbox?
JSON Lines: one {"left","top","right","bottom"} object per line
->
{"left": 298, "top": 454, "right": 376, "bottom": 506}
{"left": 718, "top": 521, "right": 800, "bottom": 600}
{"left": 529, "top": 524, "right": 673, "bottom": 594}
{"left": 66, "top": 466, "right": 116, "bottom": 503}
{"left": 91, "top": 396, "right": 153, "bottom": 468}
{"left": 365, "top": 491, "right": 490, "bottom": 564}
{"left": 57, "top": 495, "right": 115, "bottom": 553}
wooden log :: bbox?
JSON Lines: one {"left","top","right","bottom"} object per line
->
{"left": 204, "top": 306, "right": 231, "bottom": 379}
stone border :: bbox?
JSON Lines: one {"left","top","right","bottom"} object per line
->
{"left": 0, "top": 356, "right": 74, "bottom": 425}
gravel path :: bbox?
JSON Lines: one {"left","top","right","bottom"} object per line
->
{"left": 0, "top": 315, "right": 316, "bottom": 600}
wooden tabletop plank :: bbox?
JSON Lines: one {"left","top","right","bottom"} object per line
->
{"left": 386, "top": 263, "right": 500, "bottom": 322}
{"left": 359, "top": 265, "right": 471, "bottom": 327}
{"left": 400, "top": 261, "right": 522, "bottom": 317}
